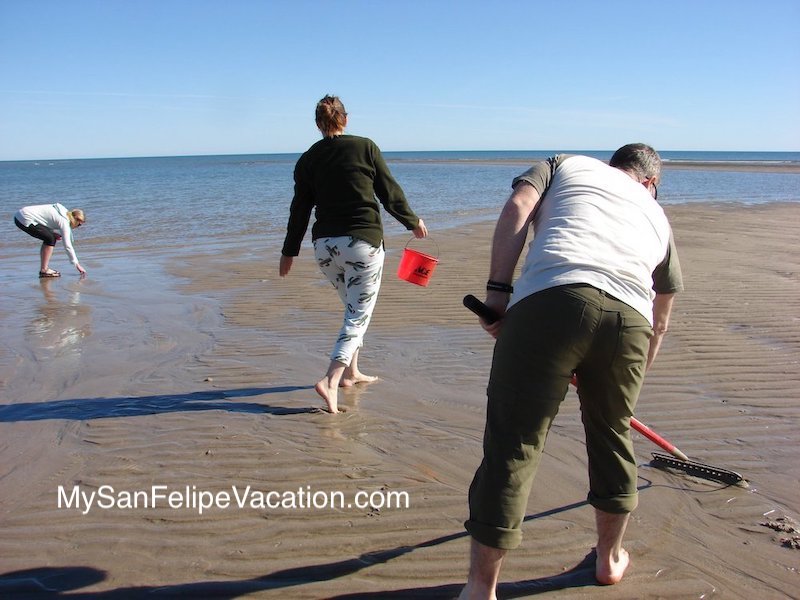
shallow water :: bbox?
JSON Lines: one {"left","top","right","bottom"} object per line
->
{"left": 2, "top": 151, "right": 799, "bottom": 260}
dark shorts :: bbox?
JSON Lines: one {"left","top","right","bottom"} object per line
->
{"left": 465, "top": 284, "right": 653, "bottom": 550}
{"left": 15, "top": 218, "right": 58, "bottom": 246}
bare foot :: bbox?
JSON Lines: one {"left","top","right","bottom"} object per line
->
{"left": 315, "top": 380, "right": 339, "bottom": 414}
{"left": 457, "top": 583, "right": 497, "bottom": 600}
{"left": 340, "top": 373, "right": 379, "bottom": 387}
{"left": 596, "top": 546, "right": 629, "bottom": 585}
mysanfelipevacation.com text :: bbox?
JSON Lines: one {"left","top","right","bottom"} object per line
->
{"left": 57, "top": 484, "right": 411, "bottom": 516}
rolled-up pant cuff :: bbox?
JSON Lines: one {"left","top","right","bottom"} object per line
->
{"left": 588, "top": 491, "right": 638, "bottom": 514}
{"left": 464, "top": 519, "right": 522, "bottom": 550}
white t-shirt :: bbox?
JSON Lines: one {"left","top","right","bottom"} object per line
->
{"left": 510, "top": 155, "right": 681, "bottom": 325}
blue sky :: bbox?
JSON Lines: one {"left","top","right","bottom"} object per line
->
{"left": 1, "top": 0, "right": 798, "bottom": 160}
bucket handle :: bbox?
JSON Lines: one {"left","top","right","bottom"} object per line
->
{"left": 404, "top": 236, "right": 439, "bottom": 258}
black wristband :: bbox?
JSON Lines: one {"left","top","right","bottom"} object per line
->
{"left": 486, "top": 280, "right": 514, "bottom": 294}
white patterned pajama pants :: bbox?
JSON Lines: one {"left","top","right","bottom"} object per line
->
{"left": 313, "top": 236, "right": 384, "bottom": 366}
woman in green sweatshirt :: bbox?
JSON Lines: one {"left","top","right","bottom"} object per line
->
{"left": 280, "top": 95, "right": 428, "bottom": 413}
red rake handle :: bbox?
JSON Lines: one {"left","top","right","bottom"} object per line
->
{"left": 569, "top": 373, "right": 689, "bottom": 461}
{"left": 630, "top": 417, "right": 689, "bottom": 461}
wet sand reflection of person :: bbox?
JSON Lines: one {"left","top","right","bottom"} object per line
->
{"left": 28, "top": 278, "right": 92, "bottom": 360}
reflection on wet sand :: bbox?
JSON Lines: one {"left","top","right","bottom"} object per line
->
{"left": 27, "top": 278, "right": 92, "bottom": 358}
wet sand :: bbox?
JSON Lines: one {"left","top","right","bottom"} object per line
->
{"left": 0, "top": 202, "right": 798, "bottom": 598}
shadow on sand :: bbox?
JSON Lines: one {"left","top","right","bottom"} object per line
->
{"left": 0, "top": 386, "right": 318, "bottom": 422}
{"left": 0, "top": 384, "right": 661, "bottom": 597}
{"left": 0, "top": 491, "right": 657, "bottom": 598}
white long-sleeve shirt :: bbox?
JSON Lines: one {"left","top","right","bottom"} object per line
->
{"left": 15, "top": 203, "right": 81, "bottom": 266}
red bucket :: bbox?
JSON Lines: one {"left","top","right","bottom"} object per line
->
{"left": 397, "top": 239, "right": 439, "bottom": 287}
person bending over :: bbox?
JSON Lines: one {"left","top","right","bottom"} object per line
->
{"left": 14, "top": 203, "right": 87, "bottom": 278}
{"left": 459, "top": 144, "right": 683, "bottom": 598}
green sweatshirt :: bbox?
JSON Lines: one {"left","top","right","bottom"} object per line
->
{"left": 281, "top": 135, "right": 420, "bottom": 256}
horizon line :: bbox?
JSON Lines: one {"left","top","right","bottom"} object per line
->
{"left": 3, "top": 148, "right": 800, "bottom": 164}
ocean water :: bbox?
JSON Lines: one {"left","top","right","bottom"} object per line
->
{"left": 1, "top": 150, "right": 798, "bottom": 264}
{"left": 0, "top": 150, "right": 798, "bottom": 399}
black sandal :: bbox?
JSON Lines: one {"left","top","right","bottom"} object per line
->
{"left": 39, "top": 269, "right": 61, "bottom": 278}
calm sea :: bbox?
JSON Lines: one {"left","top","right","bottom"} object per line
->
{"left": 0, "top": 150, "right": 798, "bottom": 390}
{"left": 2, "top": 150, "right": 799, "bottom": 263}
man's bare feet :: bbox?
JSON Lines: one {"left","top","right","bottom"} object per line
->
{"left": 315, "top": 379, "right": 339, "bottom": 414}
{"left": 458, "top": 539, "right": 505, "bottom": 599}
{"left": 595, "top": 546, "right": 629, "bottom": 585}
{"left": 457, "top": 582, "right": 497, "bottom": 600}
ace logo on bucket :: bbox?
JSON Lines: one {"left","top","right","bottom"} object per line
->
{"left": 397, "top": 238, "right": 439, "bottom": 287}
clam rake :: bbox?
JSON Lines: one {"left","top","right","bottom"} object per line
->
{"left": 628, "top": 415, "right": 746, "bottom": 485}
{"left": 648, "top": 452, "right": 746, "bottom": 486}
{"left": 462, "top": 294, "right": 747, "bottom": 486}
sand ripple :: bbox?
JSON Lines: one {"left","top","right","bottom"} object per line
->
{"left": 1, "top": 203, "right": 798, "bottom": 597}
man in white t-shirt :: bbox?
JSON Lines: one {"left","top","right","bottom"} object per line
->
{"left": 459, "top": 144, "right": 683, "bottom": 597}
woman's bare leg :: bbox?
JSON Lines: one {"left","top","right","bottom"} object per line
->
{"left": 40, "top": 243, "right": 55, "bottom": 273}
{"left": 315, "top": 360, "right": 346, "bottom": 413}
{"left": 341, "top": 348, "right": 378, "bottom": 387}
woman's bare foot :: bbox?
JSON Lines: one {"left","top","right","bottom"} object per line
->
{"left": 315, "top": 359, "right": 348, "bottom": 413}
{"left": 341, "top": 349, "right": 378, "bottom": 388}
{"left": 315, "top": 379, "right": 339, "bottom": 414}
{"left": 340, "top": 372, "right": 379, "bottom": 387}
{"left": 595, "top": 546, "right": 629, "bottom": 585}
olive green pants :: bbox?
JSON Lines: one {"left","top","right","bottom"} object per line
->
{"left": 465, "top": 284, "right": 653, "bottom": 550}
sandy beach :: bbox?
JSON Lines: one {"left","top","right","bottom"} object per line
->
{"left": 1, "top": 202, "right": 798, "bottom": 598}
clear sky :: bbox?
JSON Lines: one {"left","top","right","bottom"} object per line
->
{"left": 1, "top": 0, "right": 799, "bottom": 160}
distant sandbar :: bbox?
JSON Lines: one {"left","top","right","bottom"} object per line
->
{"left": 386, "top": 157, "right": 800, "bottom": 173}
